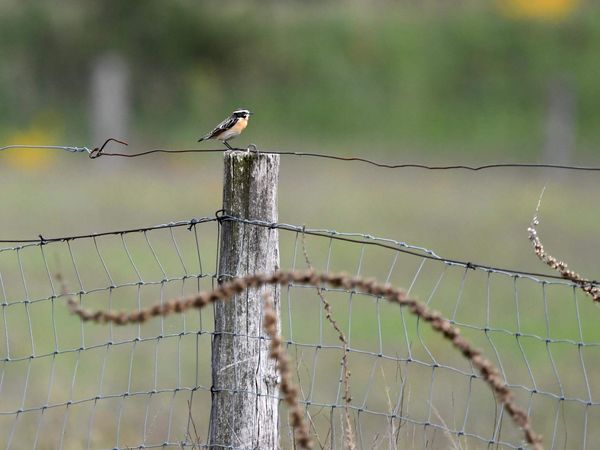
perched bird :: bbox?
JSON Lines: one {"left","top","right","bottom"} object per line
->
{"left": 197, "top": 109, "right": 253, "bottom": 150}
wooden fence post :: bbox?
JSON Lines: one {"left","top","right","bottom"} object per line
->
{"left": 209, "top": 150, "right": 280, "bottom": 449}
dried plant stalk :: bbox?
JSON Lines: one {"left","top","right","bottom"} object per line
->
{"left": 66, "top": 269, "right": 543, "bottom": 449}
{"left": 263, "top": 295, "right": 313, "bottom": 449}
{"left": 528, "top": 198, "right": 600, "bottom": 302}
{"left": 301, "top": 234, "right": 355, "bottom": 449}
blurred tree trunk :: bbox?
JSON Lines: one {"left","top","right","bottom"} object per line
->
{"left": 542, "top": 77, "right": 575, "bottom": 166}
{"left": 90, "top": 52, "right": 130, "bottom": 149}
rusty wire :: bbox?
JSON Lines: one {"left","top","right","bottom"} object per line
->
{"left": 3, "top": 137, "right": 600, "bottom": 172}
{"left": 87, "top": 138, "right": 600, "bottom": 172}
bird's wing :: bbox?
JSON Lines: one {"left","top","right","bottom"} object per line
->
{"left": 199, "top": 116, "right": 237, "bottom": 141}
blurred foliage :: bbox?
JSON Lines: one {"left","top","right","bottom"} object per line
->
{"left": 500, "top": 0, "right": 580, "bottom": 20}
{"left": 0, "top": 1, "right": 599, "bottom": 157}
{"left": 4, "top": 112, "right": 62, "bottom": 169}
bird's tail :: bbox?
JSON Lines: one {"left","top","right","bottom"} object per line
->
{"left": 198, "top": 131, "right": 215, "bottom": 142}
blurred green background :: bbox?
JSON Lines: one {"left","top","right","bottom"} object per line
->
{"left": 1, "top": 0, "right": 599, "bottom": 158}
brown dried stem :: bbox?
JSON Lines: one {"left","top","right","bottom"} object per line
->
{"left": 301, "top": 234, "right": 355, "bottom": 449}
{"left": 528, "top": 193, "right": 600, "bottom": 302}
{"left": 263, "top": 294, "right": 313, "bottom": 449}
{"left": 66, "top": 269, "right": 543, "bottom": 449}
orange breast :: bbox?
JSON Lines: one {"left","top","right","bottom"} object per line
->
{"left": 231, "top": 118, "right": 248, "bottom": 133}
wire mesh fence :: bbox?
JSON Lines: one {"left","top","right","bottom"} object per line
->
{"left": 1, "top": 214, "right": 598, "bottom": 449}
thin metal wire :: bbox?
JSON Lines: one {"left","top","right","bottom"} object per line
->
{"left": 0, "top": 217, "right": 216, "bottom": 244}
{"left": 3, "top": 138, "right": 600, "bottom": 172}
{"left": 217, "top": 216, "right": 600, "bottom": 286}
{"left": 3, "top": 214, "right": 596, "bottom": 288}
{"left": 0, "top": 144, "right": 91, "bottom": 154}
{"left": 85, "top": 139, "right": 600, "bottom": 172}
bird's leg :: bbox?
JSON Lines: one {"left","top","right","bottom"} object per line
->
{"left": 223, "top": 141, "right": 233, "bottom": 150}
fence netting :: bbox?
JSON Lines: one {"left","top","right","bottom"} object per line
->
{"left": 1, "top": 215, "right": 598, "bottom": 449}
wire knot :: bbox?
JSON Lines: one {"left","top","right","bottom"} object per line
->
{"left": 214, "top": 209, "right": 229, "bottom": 223}
{"left": 89, "top": 138, "right": 128, "bottom": 159}
{"left": 187, "top": 218, "right": 199, "bottom": 231}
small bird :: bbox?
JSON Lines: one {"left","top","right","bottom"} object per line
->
{"left": 197, "top": 109, "right": 253, "bottom": 150}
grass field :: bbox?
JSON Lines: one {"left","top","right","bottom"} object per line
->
{"left": 2, "top": 153, "right": 599, "bottom": 273}
{"left": 1, "top": 154, "right": 599, "bottom": 448}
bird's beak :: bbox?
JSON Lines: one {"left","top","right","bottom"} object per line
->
{"left": 248, "top": 111, "right": 254, "bottom": 115}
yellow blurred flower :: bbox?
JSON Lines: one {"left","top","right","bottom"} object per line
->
{"left": 499, "top": 0, "right": 579, "bottom": 21}
{"left": 4, "top": 117, "right": 62, "bottom": 170}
